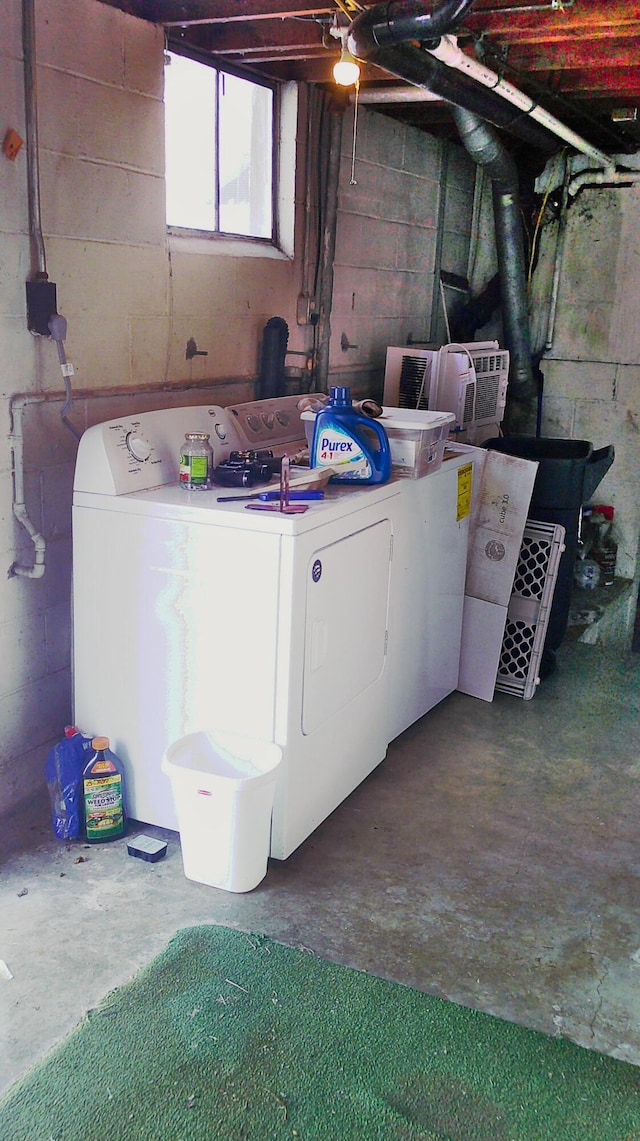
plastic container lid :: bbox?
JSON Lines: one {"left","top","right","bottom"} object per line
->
{"left": 378, "top": 408, "right": 456, "bottom": 430}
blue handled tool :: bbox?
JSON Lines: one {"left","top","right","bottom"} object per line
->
{"left": 257, "top": 489, "right": 324, "bottom": 501}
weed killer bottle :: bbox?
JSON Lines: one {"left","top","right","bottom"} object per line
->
{"left": 82, "top": 737, "right": 127, "bottom": 842}
{"left": 310, "top": 386, "right": 391, "bottom": 484}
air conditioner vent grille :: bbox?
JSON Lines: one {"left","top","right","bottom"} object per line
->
{"left": 398, "top": 355, "right": 430, "bottom": 409}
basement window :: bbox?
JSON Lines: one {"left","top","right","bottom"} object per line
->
{"left": 164, "top": 49, "right": 277, "bottom": 245}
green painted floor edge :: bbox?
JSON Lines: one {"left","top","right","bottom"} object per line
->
{"left": 2, "top": 924, "right": 639, "bottom": 1141}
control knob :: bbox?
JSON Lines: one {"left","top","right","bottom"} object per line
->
{"left": 125, "top": 431, "right": 152, "bottom": 462}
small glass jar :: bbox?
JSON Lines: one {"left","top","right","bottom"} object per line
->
{"left": 179, "top": 432, "right": 213, "bottom": 489}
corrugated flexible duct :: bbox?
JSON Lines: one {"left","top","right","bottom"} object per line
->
{"left": 347, "top": 1, "right": 568, "bottom": 430}
{"left": 452, "top": 107, "right": 535, "bottom": 430}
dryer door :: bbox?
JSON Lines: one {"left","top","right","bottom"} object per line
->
{"left": 302, "top": 519, "right": 392, "bottom": 735}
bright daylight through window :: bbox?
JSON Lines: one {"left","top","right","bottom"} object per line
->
{"left": 164, "top": 51, "right": 274, "bottom": 241}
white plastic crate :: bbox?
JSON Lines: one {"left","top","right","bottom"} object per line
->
{"left": 495, "top": 519, "right": 566, "bottom": 700}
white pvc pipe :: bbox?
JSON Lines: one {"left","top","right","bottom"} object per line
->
{"left": 429, "top": 35, "right": 616, "bottom": 174}
{"left": 567, "top": 168, "right": 640, "bottom": 198}
{"left": 9, "top": 396, "right": 46, "bottom": 579}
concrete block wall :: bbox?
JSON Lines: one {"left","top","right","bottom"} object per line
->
{"left": 331, "top": 107, "right": 475, "bottom": 396}
{"left": 0, "top": 0, "right": 480, "bottom": 820}
{"left": 538, "top": 183, "right": 640, "bottom": 592}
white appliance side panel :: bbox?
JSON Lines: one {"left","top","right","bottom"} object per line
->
{"left": 386, "top": 454, "right": 475, "bottom": 741}
{"left": 270, "top": 501, "right": 395, "bottom": 860}
{"left": 73, "top": 507, "right": 281, "bottom": 828}
{"left": 302, "top": 520, "right": 392, "bottom": 735}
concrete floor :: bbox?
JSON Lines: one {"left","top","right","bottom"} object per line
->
{"left": 2, "top": 641, "right": 639, "bottom": 1096}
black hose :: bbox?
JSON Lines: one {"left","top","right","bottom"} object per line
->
{"left": 257, "top": 317, "right": 289, "bottom": 399}
{"left": 348, "top": 0, "right": 476, "bottom": 54}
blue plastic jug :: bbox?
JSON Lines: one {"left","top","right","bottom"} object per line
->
{"left": 46, "top": 727, "right": 94, "bottom": 840}
{"left": 310, "top": 387, "right": 391, "bottom": 484}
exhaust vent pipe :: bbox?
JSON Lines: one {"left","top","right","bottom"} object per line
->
{"left": 451, "top": 108, "right": 537, "bottom": 431}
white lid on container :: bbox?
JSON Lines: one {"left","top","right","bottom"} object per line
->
{"left": 378, "top": 408, "right": 456, "bottom": 430}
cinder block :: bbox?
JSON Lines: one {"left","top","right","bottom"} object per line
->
{"left": 0, "top": 240, "right": 33, "bottom": 318}
{"left": 37, "top": 0, "right": 124, "bottom": 86}
{"left": 0, "top": 668, "right": 72, "bottom": 759}
{"left": 47, "top": 238, "right": 168, "bottom": 320}
{"left": 396, "top": 224, "right": 436, "bottom": 274}
{"left": 0, "top": 1, "right": 21, "bottom": 59}
{"left": 76, "top": 80, "right": 164, "bottom": 175}
{"left": 36, "top": 67, "right": 79, "bottom": 156}
{"left": 403, "top": 130, "right": 442, "bottom": 179}
{"left": 44, "top": 601, "right": 72, "bottom": 676}
{"left": 124, "top": 18, "right": 164, "bottom": 98}
{"left": 39, "top": 152, "right": 165, "bottom": 245}
{"left": 0, "top": 319, "right": 39, "bottom": 396}
{"left": 542, "top": 358, "right": 614, "bottom": 402}
{"left": 0, "top": 610, "right": 49, "bottom": 697}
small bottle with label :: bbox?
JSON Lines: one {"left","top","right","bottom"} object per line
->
{"left": 590, "top": 505, "right": 617, "bottom": 587}
{"left": 179, "top": 432, "right": 213, "bottom": 489}
{"left": 82, "top": 737, "right": 127, "bottom": 843}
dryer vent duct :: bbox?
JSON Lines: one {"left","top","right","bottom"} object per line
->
{"left": 257, "top": 317, "right": 289, "bottom": 400}
{"left": 452, "top": 107, "right": 537, "bottom": 430}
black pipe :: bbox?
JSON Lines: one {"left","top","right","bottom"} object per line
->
{"left": 347, "top": 40, "right": 558, "bottom": 154}
{"left": 452, "top": 108, "right": 536, "bottom": 428}
{"left": 347, "top": 0, "right": 475, "bottom": 53}
{"left": 348, "top": 3, "right": 558, "bottom": 154}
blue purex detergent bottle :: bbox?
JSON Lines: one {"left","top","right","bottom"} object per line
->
{"left": 310, "top": 386, "right": 391, "bottom": 484}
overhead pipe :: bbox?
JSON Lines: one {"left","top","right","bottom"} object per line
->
{"left": 452, "top": 108, "right": 536, "bottom": 429}
{"left": 428, "top": 35, "right": 614, "bottom": 172}
{"left": 347, "top": 37, "right": 559, "bottom": 155}
{"left": 348, "top": 0, "right": 475, "bottom": 54}
{"left": 347, "top": 1, "right": 614, "bottom": 167}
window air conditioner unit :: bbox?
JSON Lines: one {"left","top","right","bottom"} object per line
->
{"left": 383, "top": 341, "right": 510, "bottom": 443}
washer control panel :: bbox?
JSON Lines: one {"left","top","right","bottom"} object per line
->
{"left": 228, "top": 394, "right": 308, "bottom": 455}
{"left": 74, "top": 406, "right": 243, "bottom": 496}
{"left": 73, "top": 396, "right": 309, "bottom": 497}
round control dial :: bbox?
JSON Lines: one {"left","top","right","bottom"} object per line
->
{"left": 125, "top": 431, "right": 152, "bottom": 462}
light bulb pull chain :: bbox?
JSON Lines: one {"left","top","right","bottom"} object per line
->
{"left": 350, "top": 79, "right": 360, "bottom": 186}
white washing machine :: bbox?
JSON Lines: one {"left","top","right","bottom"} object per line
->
{"left": 72, "top": 396, "right": 477, "bottom": 860}
{"left": 72, "top": 398, "right": 401, "bottom": 859}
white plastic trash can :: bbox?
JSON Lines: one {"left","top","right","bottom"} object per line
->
{"left": 161, "top": 730, "right": 282, "bottom": 893}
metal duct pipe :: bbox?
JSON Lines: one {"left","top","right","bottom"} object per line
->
{"left": 452, "top": 107, "right": 536, "bottom": 428}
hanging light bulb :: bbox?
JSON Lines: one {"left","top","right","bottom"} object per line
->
{"left": 333, "top": 32, "right": 360, "bottom": 87}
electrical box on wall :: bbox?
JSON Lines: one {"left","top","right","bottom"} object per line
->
{"left": 26, "top": 279, "right": 57, "bottom": 335}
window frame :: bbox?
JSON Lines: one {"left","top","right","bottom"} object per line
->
{"left": 164, "top": 39, "right": 280, "bottom": 249}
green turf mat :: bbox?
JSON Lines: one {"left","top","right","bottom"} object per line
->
{"left": 2, "top": 924, "right": 639, "bottom": 1140}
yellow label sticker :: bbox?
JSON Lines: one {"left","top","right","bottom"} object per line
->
{"left": 457, "top": 462, "right": 473, "bottom": 522}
